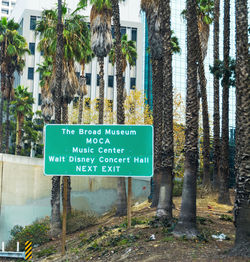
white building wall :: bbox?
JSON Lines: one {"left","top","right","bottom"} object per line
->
{"left": 0, "top": 0, "right": 16, "bottom": 18}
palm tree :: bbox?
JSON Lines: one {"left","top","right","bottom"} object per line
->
{"left": 37, "top": 4, "right": 91, "bottom": 222}
{"left": 110, "top": 0, "right": 127, "bottom": 216}
{"left": 218, "top": 0, "right": 231, "bottom": 205}
{"left": 213, "top": 0, "right": 220, "bottom": 190}
{"left": 155, "top": 0, "right": 173, "bottom": 221}
{"left": 109, "top": 34, "right": 137, "bottom": 73}
{"left": 182, "top": 0, "right": 214, "bottom": 187}
{"left": 141, "top": 0, "right": 164, "bottom": 208}
{"left": 173, "top": 0, "right": 199, "bottom": 239}
{"left": 141, "top": 0, "right": 180, "bottom": 207}
{"left": 1, "top": 26, "right": 29, "bottom": 154}
{"left": 89, "top": 0, "right": 112, "bottom": 124}
{"left": 232, "top": 0, "right": 250, "bottom": 256}
{"left": 36, "top": 57, "right": 54, "bottom": 123}
{"left": 11, "top": 86, "right": 34, "bottom": 155}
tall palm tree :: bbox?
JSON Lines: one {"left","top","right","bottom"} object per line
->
{"left": 232, "top": 0, "right": 250, "bottom": 256}
{"left": 213, "top": 0, "right": 220, "bottom": 190}
{"left": 89, "top": 0, "right": 112, "bottom": 124}
{"left": 141, "top": 0, "right": 164, "bottom": 208}
{"left": 173, "top": 0, "right": 199, "bottom": 239}
{"left": 1, "top": 27, "right": 29, "bottom": 154}
{"left": 156, "top": 0, "right": 173, "bottom": 221}
{"left": 37, "top": 4, "right": 91, "bottom": 222}
{"left": 218, "top": 0, "right": 231, "bottom": 205}
{"left": 141, "top": 0, "right": 181, "bottom": 207}
{"left": 110, "top": 0, "right": 127, "bottom": 216}
{"left": 182, "top": 0, "right": 214, "bottom": 187}
{"left": 49, "top": 0, "right": 64, "bottom": 238}
{"left": 0, "top": 18, "right": 16, "bottom": 152}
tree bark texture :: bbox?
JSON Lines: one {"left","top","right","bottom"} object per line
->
{"left": 218, "top": 0, "right": 231, "bottom": 205}
{"left": 151, "top": 59, "right": 163, "bottom": 208}
{"left": 173, "top": 0, "right": 199, "bottom": 239}
{"left": 0, "top": 70, "right": 5, "bottom": 152}
{"left": 213, "top": 0, "right": 220, "bottom": 190}
{"left": 156, "top": 0, "right": 174, "bottom": 220}
{"left": 51, "top": 176, "right": 61, "bottom": 237}
{"left": 78, "top": 96, "right": 84, "bottom": 124}
{"left": 51, "top": 0, "right": 63, "bottom": 238}
{"left": 232, "top": 0, "right": 250, "bottom": 256}
{"left": 98, "top": 57, "right": 105, "bottom": 124}
{"left": 62, "top": 101, "right": 71, "bottom": 215}
{"left": 111, "top": 0, "right": 127, "bottom": 216}
{"left": 196, "top": 24, "right": 211, "bottom": 188}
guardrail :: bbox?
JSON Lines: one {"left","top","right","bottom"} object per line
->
{"left": 0, "top": 242, "right": 25, "bottom": 259}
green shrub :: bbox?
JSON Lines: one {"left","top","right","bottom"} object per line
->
{"left": 219, "top": 214, "right": 233, "bottom": 222}
{"left": 66, "top": 210, "right": 97, "bottom": 234}
{"left": 7, "top": 219, "right": 50, "bottom": 251}
{"left": 36, "top": 247, "right": 56, "bottom": 258}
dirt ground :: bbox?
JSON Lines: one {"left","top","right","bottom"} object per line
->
{"left": 2, "top": 191, "right": 249, "bottom": 262}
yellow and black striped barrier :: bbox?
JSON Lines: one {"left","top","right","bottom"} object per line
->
{"left": 25, "top": 241, "right": 32, "bottom": 260}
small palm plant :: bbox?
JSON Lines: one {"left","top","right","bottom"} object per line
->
{"left": 109, "top": 34, "right": 137, "bottom": 73}
{"left": 11, "top": 86, "right": 34, "bottom": 155}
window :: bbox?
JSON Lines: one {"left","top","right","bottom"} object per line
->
{"left": 29, "top": 43, "right": 35, "bottom": 55}
{"left": 2, "top": 1, "right": 9, "bottom": 6}
{"left": 86, "top": 73, "right": 91, "bottom": 85}
{"left": 40, "top": 50, "right": 44, "bottom": 56}
{"left": 1, "top": 9, "right": 8, "bottom": 14}
{"left": 120, "top": 27, "right": 126, "bottom": 37}
{"left": 28, "top": 67, "right": 34, "bottom": 80}
{"left": 30, "top": 16, "right": 36, "bottom": 30}
{"left": 11, "top": 1, "right": 15, "bottom": 6}
{"left": 108, "top": 75, "right": 114, "bottom": 87}
{"left": 132, "top": 28, "right": 137, "bottom": 42}
{"left": 75, "top": 72, "right": 80, "bottom": 79}
{"left": 111, "top": 26, "right": 114, "bottom": 39}
{"left": 38, "top": 93, "right": 42, "bottom": 106}
{"left": 130, "top": 78, "right": 136, "bottom": 89}
{"left": 39, "top": 71, "right": 42, "bottom": 80}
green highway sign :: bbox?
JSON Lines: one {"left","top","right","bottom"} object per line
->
{"left": 44, "top": 125, "right": 153, "bottom": 177}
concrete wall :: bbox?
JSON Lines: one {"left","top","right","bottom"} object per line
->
{"left": 0, "top": 154, "right": 150, "bottom": 242}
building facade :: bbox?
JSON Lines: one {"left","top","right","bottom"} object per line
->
{"left": 10, "top": 0, "right": 144, "bottom": 117}
{"left": 0, "top": 0, "right": 15, "bottom": 18}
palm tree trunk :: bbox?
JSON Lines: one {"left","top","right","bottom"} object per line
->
{"left": 5, "top": 95, "right": 10, "bottom": 154}
{"left": 213, "top": 0, "right": 220, "bottom": 190}
{"left": 151, "top": 59, "right": 163, "bottom": 208}
{"left": 51, "top": 176, "right": 61, "bottom": 237}
{"left": 197, "top": 29, "right": 211, "bottom": 188}
{"left": 232, "top": 0, "right": 250, "bottom": 256}
{"left": 173, "top": 0, "right": 199, "bottom": 239}
{"left": 62, "top": 101, "right": 71, "bottom": 215}
{"left": 156, "top": 0, "right": 173, "bottom": 220}
{"left": 98, "top": 57, "right": 105, "bottom": 124}
{"left": 218, "top": 0, "right": 231, "bottom": 205}
{"left": 51, "top": 0, "right": 63, "bottom": 238}
{"left": 0, "top": 92, "right": 4, "bottom": 152}
{"left": 111, "top": 0, "right": 127, "bottom": 216}
{"left": 15, "top": 115, "right": 23, "bottom": 155}
{"left": 78, "top": 96, "right": 84, "bottom": 124}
